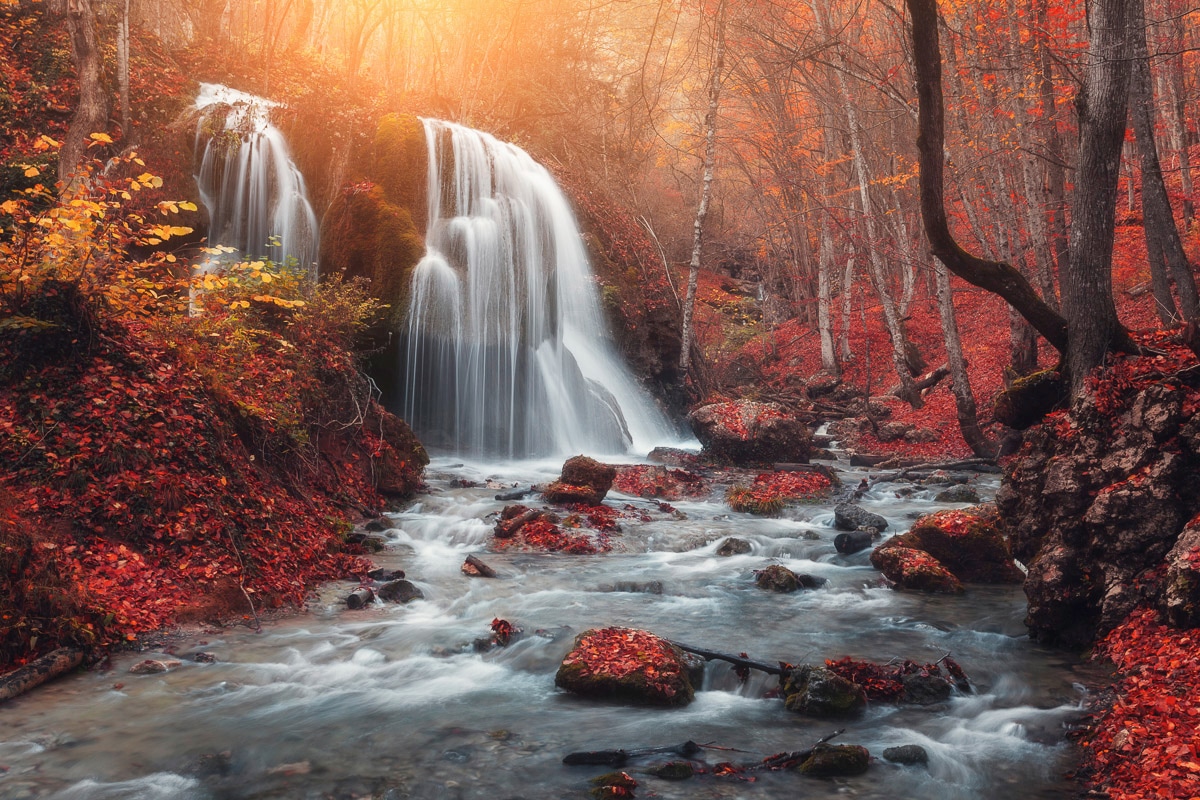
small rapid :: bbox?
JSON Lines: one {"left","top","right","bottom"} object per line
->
{"left": 0, "top": 455, "right": 1090, "bottom": 800}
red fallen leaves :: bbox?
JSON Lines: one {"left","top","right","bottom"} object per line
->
{"left": 1078, "top": 608, "right": 1200, "bottom": 800}
{"left": 824, "top": 656, "right": 967, "bottom": 701}
{"left": 492, "top": 518, "right": 609, "bottom": 555}
{"left": 490, "top": 618, "right": 517, "bottom": 646}
{"left": 558, "top": 627, "right": 690, "bottom": 704}
{"left": 728, "top": 470, "right": 833, "bottom": 516}
{"left": 612, "top": 465, "right": 708, "bottom": 501}
{"left": 705, "top": 401, "right": 786, "bottom": 440}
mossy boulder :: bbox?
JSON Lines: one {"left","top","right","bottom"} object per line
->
{"left": 782, "top": 665, "right": 867, "bottom": 718}
{"left": 555, "top": 627, "right": 695, "bottom": 707}
{"left": 1163, "top": 523, "right": 1200, "bottom": 628}
{"left": 993, "top": 369, "right": 1066, "bottom": 429}
{"left": 888, "top": 506, "right": 1023, "bottom": 584}
{"left": 796, "top": 743, "right": 870, "bottom": 777}
{"left": 373, "top": 113, "right": 428, "bottom": 228}
{"left": 870, "top": 544, "right": 965, "bottom": 594}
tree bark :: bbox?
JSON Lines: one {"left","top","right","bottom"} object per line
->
{"left": 0, "top": 648, "right": 85, "bottom": 704}
{"left": 1062, "top": 0, "right": 1136, "bottom": 393}
{"left": 116, "top": 0, "right": 131, "bottom": 140}
{"left": 58, "top": 0, "right": 109, "bottom": 186}
{"left": 935, "top": 262, "right": 996, "bottom": 457}
{"left": 1129, "top": 0, "right": 1198, "bottom": 322}
{"left": 907, "top": 0, "right": 1069, "bottom": 355}
{"left": 679, "top": 0, "right": 726, "bottom": 376}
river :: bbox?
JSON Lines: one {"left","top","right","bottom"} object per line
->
{"left": 0, "top": 454, "right": 1091, "bottom": 800}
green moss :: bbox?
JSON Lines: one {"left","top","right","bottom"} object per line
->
{"left": 320, "top": 186, "right": 425, "bottom": 326}
{"left": 993, "top": 368, "right": 1066, "bottom": 429}
{"left": 374, "top": 113, "right": 428, "bottom": 227}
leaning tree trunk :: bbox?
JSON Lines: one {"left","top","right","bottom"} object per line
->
{"left": 1062, "top": 0, "right": 1135, "bottom": 394}
{"left": 679, "top": 0, "right": 726, "bottom": 377}
{"left": 935, "top": 261, "right": 996, "bottom": 456}
{"left": 1129, "top": 0, "right": 1198, "bottom": 323}
{"left": 58, "top": 0, "right": 108, "bottom": 186}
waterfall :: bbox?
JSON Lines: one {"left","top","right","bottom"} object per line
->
{"left": 193, "top": 83, "right": 319, "bottom": 273}
{"left": 400, "top": 120, "right": 675, "bottom": 459}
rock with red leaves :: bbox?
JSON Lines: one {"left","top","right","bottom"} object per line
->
{"left": 870, "top": 544, "right": 964, "bottom": 594}
{"left": 555, "top": 627, "right": 695, "bottom": 707}
{"left": 1162, "top": 522, "right": 1200, "bottom": 628}
{"left": 887, "top": 505, "right": 1023, "bottom": 584}
{"left": 688, "top": 400, "right": 811, "bottom": 465}
{"left": 544, "top": 455, "right": 617, "bottom": 505}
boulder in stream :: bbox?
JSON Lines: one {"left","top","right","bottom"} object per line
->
{"left": 834, "top": 502, "right": 888, "bottom": 532}
{"left": 795, "top": 743, "right": 870, "bottom": 777}
{"left": 882, "top": 744, "right": 929, "bottom": 766}
{"left": 716, "top": 537, "right": 752, "bottom": 557}
{"left": 555, "top": 627, "right": 695, "bottom": 707}
{"left": 543, "top": 455, "right": 617, "bottom": 506}
{"left": 888, "top": 505, "right": 1023, "bottom": 584}
{"left": 870, "top": 544, "right": 964, "bottom": 594}
{"left": 781, "top": 665, "right": 867, "bottom": 717}
{"left": 687, "top": 400, "right": 810, "bottom": 465}
{"left": 377, "top": 579, "right": 424, "bottom": 603}
{"left": 934, "top": 484, "right": 980, "bottom": 503}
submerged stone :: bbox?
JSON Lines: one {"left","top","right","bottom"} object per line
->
{"left": 796, "top": 743, "right": 870, "bottom": 777}
{"left": 782, "top": 665, "right": 867, "bottom": 718}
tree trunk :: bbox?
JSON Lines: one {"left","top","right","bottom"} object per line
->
{"left": 834, "top": 64, "right": 922, "bottom": 408}
{"left": 58, "top": 0, "right": 108, "bottom": 186}
{"left": 0, "top": 648, "right": 84, "bottom": 704}
{"left": 679, "top": 0, "right": 726, "bottom": 376}
{"left": 1032, "top": 0, "right": 1072, "bottom": 278}
{"left": 1062, "top": 0, "right": 1135, "bottom": 393}
{"left": 1129, "top": 0, "right": 1198, "bottom": 322}
{"left": 116, "top": 0, "right": 130, "bottom": 139}
{"left": 839, "top": 253, "right": 855, "bottom": 361}
{"left": 908, "top": 0, "right": 1069, "bottom": 355}
{"left": 817, "top": 214, "right": 840, "bottom": 377}
{"left": 1158, "top": 51, "right": 1193, "bottom": 227}
{"left": 935, "top": 262, "right": 995, "bottom": 457}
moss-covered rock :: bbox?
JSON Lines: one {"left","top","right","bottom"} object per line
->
{"left": 993, "top": 368, "right": 1066, "bottom": 429}
{"left": 755, "top": 565, "right": 800, "bottom": 592}
{"left": 796, "top": 743, "right": 870, "bottom": 777}
{"left": 782, "top": 665, "right": 867, "bottom": 717}
{"left": 373, "top": 113, "right": 429, "bottom": 230}
{"left": 555, "top": 627, "right": 695, "bottom": 707}
{"left": 870, "top": 543, "right": 965, "bottom": 594}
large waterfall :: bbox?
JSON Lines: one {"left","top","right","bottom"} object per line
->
{"left": 193, "top": 83, "right": 319, "bottom": 272}
{"left": 400, "top": 120, "right": 674, "bottom": 459}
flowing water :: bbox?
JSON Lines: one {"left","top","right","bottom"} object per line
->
{"left": 0, "top": 455, "right": 1091, "bottom": 800}
{"left": 399, "top": 120, "right": 675, "bottom": 459}
{"left": 193, "top": 84, "right": 320, "bottom": 273}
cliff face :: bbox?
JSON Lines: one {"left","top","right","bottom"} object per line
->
{"left": 997, "top": 343, "right": 1200, "bottom": 647}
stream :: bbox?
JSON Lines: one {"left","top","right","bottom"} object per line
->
{"left": 0, "top": 454, "right": 1092, "bottom": 800}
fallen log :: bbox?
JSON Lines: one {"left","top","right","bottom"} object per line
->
{"left": 345, "top": 586, "right": 375, "bottom": 609}
{"left": 668, "top": 641, "right": 786, "bottom": 676}
{"left": 462, "top": 554, "right": 497, "bottom": 578}
{"left": 888, "top": 364, "right": 950, "bottom": 398}
{"left": 0, "top": 647, "right": 85, "bottom": 704}
{"left": 875, "top": 457, "right": 1001, "bottom": 481}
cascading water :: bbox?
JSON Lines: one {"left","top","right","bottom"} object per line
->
{"left": 193, "top": 83, "right": 319, "bottom": 273}
{"left": 400, "top": 120, "right": 675, "bottom": 459}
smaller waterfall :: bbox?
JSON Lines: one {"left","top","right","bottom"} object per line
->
{"left": 193, "top": 83, "right": 319, "bottom": 272}
{"left": 401, "top": 120, "right": 675, "bottom": 459}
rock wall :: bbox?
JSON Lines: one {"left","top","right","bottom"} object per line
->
{"left": 997, "top": 372, "right": 1200, "bottom": 647}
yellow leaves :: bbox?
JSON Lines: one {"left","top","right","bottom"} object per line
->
{"left": 89, "top": 132, "right": 114, "bottom": 145}
{"left": 157, "top": 200, "right": 198, "bottom": 214}
{"left": 23, "top": 166, "right": 39, "bottom": 178}
{"left": 146, "top": 225, "right": 193, "bottom": 241}
{"left": 0, "top": 199, "right": 22, "bottom": 216}
{"left": 35, "top": 134, "right": 61, "bottom": 150}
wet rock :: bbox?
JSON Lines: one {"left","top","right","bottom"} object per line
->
{"left": 377, "top": 579, "right": 424, "bottom": 603}
{"left": 555, "top": 627, "right": 695, "bottom": 707}
{"left": 796, "top": 573, "right": 827, "bottom": 589}
{"left": 368, "top": 568, "right": 405, "bottom": 581}
{"left": 1162, "top": 523, "right": 1200, "bottom": 628}
{"left": 755, "top": 565, "right": 801, "bottom": 593}
{"left": 687, "top": 400, "right": 811, "bottom": 465}
{"left": 716, "top": 537, "right": 752, "bottom": 556}
{"left": 461, "top": 554, "right": 497, "bottom": 578}
{"left": 646, "top": 447, "right": 705, "bottom": 468}
{"left": 782, "top": 665, "right": 867, "bottom": 717}
{"left": 346, "top": 586, "right": 375, "bottom": 609}
{"left": 345, "top": 531, "right": 388, "bottom": 552}
{"left": 590, "top": 771, "right": 638, "bottom": 799}
{"left": 363, "top": 517, "right": 392, "bottom": 532}
{"left": 834, "top": 530, "right": 873, "bottom": 555}
{"left": 191, "top": 750, "right": 234, "bottom": 777}
{"left": 801, "top": 530, "right": 822, "bottom": 541}
{"left": 651, "top": 761, "right": 695, "bottom": 780}
{"left": 370, "top": 407, "right": 428, "bottom": 498}
{"left": 129, "top": 659, "right": 180, "bottom": 675}
{"left": 876, "top": 421, "right": 913, "bottom": 442}
{"left": 882, "top": 744, "right": 929, "bottom": 766}
{"left": 543, "top": 455, "right": 617, "bottom": 506}
{"left": 834, "top": 502, "right": 888, "bottom": 532}
{"left": 608, "top": 580, "right": 664, "bottom": 595}
{"left": 870, "top": 544, "right": 964, "bottom": 594}
{"left": 495, "top": 487, "right": 532, "bottom": 502}
{"left": 796, "top": 743, "right": 870, "bottom": 777}
{"left": 886, "top": 505, "right": 1023, "bottom": 584}
{"left": 193, "top": 652, "right": 216, "bottom": 664}
{"left": 934, "top": 485, "right": 980, "bottom": 503}
{"left": 901, "top": 673, "right": 953, "bottom": 705}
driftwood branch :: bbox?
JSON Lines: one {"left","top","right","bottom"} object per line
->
{"left": 669, "top": 641, "right": 786, "bottom": 676}
{"left": 751, "top": 729, "right": 845, "bottom": 771}
{"left": 888, "top": 363, "right": 949, "bottom": 398}
{"left": 0, "top": 647, "right": 85, "bottom": 704}
{"left": 563, "top": 740, "right": 702, "bottom": 766}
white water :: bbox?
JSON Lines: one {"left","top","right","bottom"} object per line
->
{"left": 193, "top": 84, "right": 319, "bottom": 273}
{"left": 0, "top": 459, "right": 1089, "bottom": 800}
{"left": 400, "top": 120, "right": 676, "bottom": 459}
